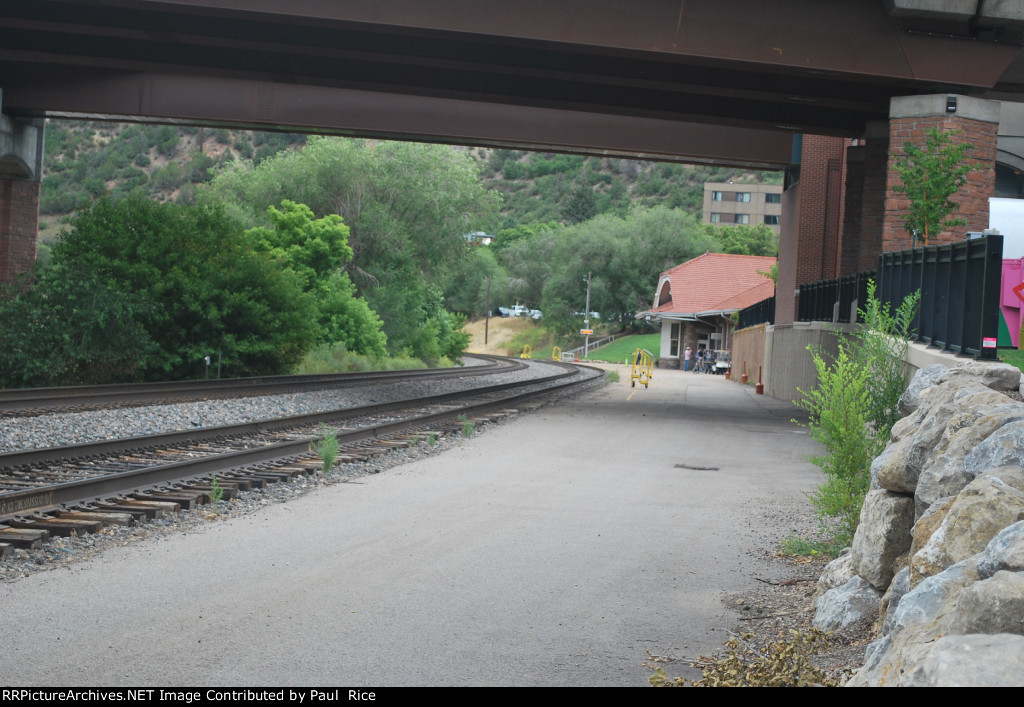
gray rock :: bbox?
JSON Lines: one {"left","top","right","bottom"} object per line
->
{"left": 978, "top": 520, "right": 1024, "bottom": 578}
{"left": 848, "top": 559, "right": 982, "bottom": 686}
{"left": 880, "top": 566, "right": 911, "bottom": 635}
{"left": 963, "top": 419, "right": 1024, "bottom": 480}
{"left": 852, "top": 489, "right": 915, "bottom": 589}
{"left": 910, "top": 475, "right": 1024, "bottom": 586}
{"left": 815, "top": 549, "right": 855, "bottom": 599}
{"left": 936, "top": 361, "right": 1022, "bottom": 392}
{"left": 947, "top": 571, "right": 1024, "bottom": 635}
{"left": 909, "top": 634, "right": 1024, "bottom": 687}
{"left": 898, "top": 364, "right": 947, "bottom": 416}
{"left": 813, "top": 576, "right": 881, "bottom": 632}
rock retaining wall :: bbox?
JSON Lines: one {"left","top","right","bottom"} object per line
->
{"left": 813, "top": 361, "right": 1024, "bottom": 687}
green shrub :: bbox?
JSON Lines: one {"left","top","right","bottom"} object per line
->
{"left": 794, "top": 282, "right": 920, "bottom": 547}
{"left": 312, "top": 423, "right": 340, "bottom": 474}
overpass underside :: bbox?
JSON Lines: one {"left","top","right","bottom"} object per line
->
{"left": 2, "top": 0, "right": 1024, "bottom": 308}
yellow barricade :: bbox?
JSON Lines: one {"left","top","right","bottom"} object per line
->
{"left": 520, "top": 344, "right": 532, "bottom": 359}
{"left": 630, "top": 348, "right": 653, "bottom": 389}
{"left": 552, "top": 346, "right": 562, "bottom": 361}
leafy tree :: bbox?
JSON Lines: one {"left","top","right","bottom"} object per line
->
{"left": 537, "top": 206, "right": 715, "bottom": 335}
{"left": 704, "top": 223, "right": 779, "bottom": 256}
{"left": 50, "top": 194, "right": 320, "bottom": 380}
{"left": 0, "top": 265, "right": 156, "bottom": 387}
{"left": 562, "top": 183, "right": 598, "bottom": 224}
{"left": 892, "top": 127, "right": 976, "bottom": 245}
{"left": 204, "top": 138, "right": 499, "bottom": 360}
{"left": 246, "top": 200, "right": 387, "bottom": 357}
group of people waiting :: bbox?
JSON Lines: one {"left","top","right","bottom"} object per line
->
{"left": 682, "top": 346, "right": 717, "bottom": 373}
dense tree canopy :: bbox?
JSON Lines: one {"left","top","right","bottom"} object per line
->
{"left": 204, "top": 138, "right": 499, "bottom": 360}
{"left": 5, "top": 195, "right": 322, "bottom": 384}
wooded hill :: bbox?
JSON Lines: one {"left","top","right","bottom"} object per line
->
{"left": 39, "top": 119, "right": 781, "bottom": 238}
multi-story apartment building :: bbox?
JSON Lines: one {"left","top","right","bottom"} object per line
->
{"left": 702, "top": 182, "right": 783, "bottom": 234}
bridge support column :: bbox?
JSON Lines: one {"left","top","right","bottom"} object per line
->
{"left": 775, "top": 134, "right": 848, "bottom": 325}
{"left": 0, "top": 103, "right": 43, "bottom": 284}
{"left": 883, "top": 94, "right": 999, "bottom": 251}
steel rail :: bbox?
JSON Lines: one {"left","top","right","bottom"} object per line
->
{"left": 0, "top": 361, "right": 600, "bottom": 519}
{"left": 0, "top": 354, "right": 520, "bottom": 413}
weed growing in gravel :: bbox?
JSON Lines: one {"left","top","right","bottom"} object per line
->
{"left": 606, "top": 370, "right": 620, "bottom": 383}
{"left": 208, "top": 475, "right": 224, "bottom": 514}
{"left": 645, "top": 629, "right": 838, "bottom": 687}
{"left": 427, "top": 432, "right": 438, "bottom": 446}
{"left": 458, "top": 414, "right": 475, "bottom": 437}
{"left": 312, "top": 423, "right": 340, "bottom": 474}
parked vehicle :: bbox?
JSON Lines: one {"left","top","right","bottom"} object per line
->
{"left": 499, "top": 304, "right": 541, "bottom": 319}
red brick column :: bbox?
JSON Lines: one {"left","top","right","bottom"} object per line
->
{"left": 883, "top": 95, "right": 999, "bottom": 251}
{"left": 775, "top": 134, "right": 849, "bottom": 325}
{"left": 0, "top": 178, "right": 40, "bottom": 283}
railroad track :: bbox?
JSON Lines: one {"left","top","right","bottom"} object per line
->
{"left": 0, "top": 354, "right": 523, "bottom": 417}
{"left": 0, "top": 358, "right": 603, "bottom": 555}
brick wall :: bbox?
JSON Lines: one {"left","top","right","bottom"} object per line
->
{"left": 0, "top": 178, "right": 40, "bottom": 283}
{"left": 883, "top": 114, "right": 997, "bottom": 251}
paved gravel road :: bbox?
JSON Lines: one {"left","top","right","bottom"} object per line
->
{"left": 1, "top": 366, "right": 823, "bottom": 687}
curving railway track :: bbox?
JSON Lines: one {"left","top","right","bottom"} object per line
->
{"left": 0, "top": 356, "right": 603, "bottom": 555}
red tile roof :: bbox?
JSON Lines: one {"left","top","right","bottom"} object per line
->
{"left": 644, "top": 252, "right": 776, "bottom": 317}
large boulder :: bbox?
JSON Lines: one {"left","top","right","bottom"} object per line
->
{"left": 851, "top": 489, "right": 915, "bottom": 589}
{"left": 814, "top": 549, "right": 855, "bottom": 600}
{"left": 935, "top": 361, "right": 1022, "bottom": 393}
{"left": 898, "top": 364, "right": 947, "bottom": 417}
{"left": 946, "top": 570, "right": 1024, "bottom": 635}
{"left": 880, "top": 567, "right": 911, "bottom": 635}
{"left": 910, "top": 472, "right": 1024, "bottom": 587}
{"left": 813, "top": 576, "right": 881, "bottom": 632}
{"left": 978, "top": 521, "right": 1024, "bottom": 578}
{"left": 906, "top": 634, "right": 1024, "bottom": 687}
{"left": 847, "top": 558, "right": 981, "bottom": 686}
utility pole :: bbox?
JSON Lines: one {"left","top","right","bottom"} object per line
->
{"left": 484, "top": 275, "right": 491, "bottom": 345}
{"left": 583, "top": 272, "right": 591, "bottom": 358}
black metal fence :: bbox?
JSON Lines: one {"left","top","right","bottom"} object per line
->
{"left": 736, "top": 295, "right": 774, "bottom": 329}
{"left": 734, "top": 235, "right": 1004, "bottom": 358}
{"left": 876, "top": 235, "right": 1002, "bottom": 358}
{"left": 797, "top": 271, "right": 874, "bottom": 324}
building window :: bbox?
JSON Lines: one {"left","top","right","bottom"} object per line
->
{"left": 734, "top": 214, "right": 750, "bottom": 225}
{"left": 670, "top": 322, "right": 680, "bottom": 357}
{"left": 710, "top": 213, "right": 721, "bottom": 223}
{"left": 735, "top": 192, "right": 751, "bottom": 203}
{"left": 711, "top": 191, "right": 723, "bottom": 201}
{"left": 765, "top": 192, "right": 781, "bottom": 204}
{"left": 764, "top": 215, "right": 779, "bottom": 225}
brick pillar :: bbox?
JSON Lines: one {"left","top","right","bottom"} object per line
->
{"left": 883, "top": 95, "right": 999, "bottom": 251}
{"left": 840, "top": 143, "right": 864, "bottom": 276}
{"left": 775, "top": 134, "right": 849, "bottom": 325}
{"left": 0, "top": 178, "right": 39, "bottom": 283}
{"left": 859, "top": 123, "right": 890, "bottom": 271}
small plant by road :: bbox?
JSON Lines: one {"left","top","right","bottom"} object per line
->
{"left": 458, "top": 414, "right": 475, "bottom": 437}
{"left": 312, "top": 423, "right": 340, "bottom": 474}
{"left": 794, "top": 282, "right": 919, "bottom": 550}
{"left": 208, "top": 475, "right": 224, "bottom": 515}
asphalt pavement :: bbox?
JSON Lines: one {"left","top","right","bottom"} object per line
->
{"left": 0, "top": 365, "right": 823, "bottom": 687}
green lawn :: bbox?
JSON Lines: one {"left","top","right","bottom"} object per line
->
{"left": 999, "top": 348, "right": 1024, "bottom": 372}
{"left": 583, "top": 333, "right": 661, "bottom": 363}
